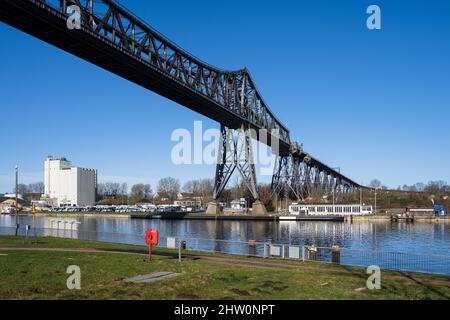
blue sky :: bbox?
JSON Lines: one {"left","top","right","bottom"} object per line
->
{"left": 1, "top": 0, "right": 450, "bottom": 193}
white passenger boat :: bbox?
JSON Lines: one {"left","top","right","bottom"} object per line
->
{"left": 289, "top": 204, "right": 373, "bottom": 216}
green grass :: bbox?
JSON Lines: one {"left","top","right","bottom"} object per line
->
{"left": 1, "top": 236, "right": 450, "bottom": 300}
{"left": 0, "top": 235, "right": 212, "bottom": 256}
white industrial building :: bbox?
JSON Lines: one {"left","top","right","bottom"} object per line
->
{"left": 44, "top": 157, "right": 97, "bottom": 207}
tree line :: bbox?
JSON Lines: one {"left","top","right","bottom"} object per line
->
{"left": 96, "top": 177, "right": 272, "bottom": 207}
{"left": 97, "top": 177, "right": 214, "bottom": 205}
{"left": 14, "top": 182, "right": 45, "bottom": 195}
{"left": 369, "top": 179, "right": 450, "bottom": 194}
{"left": 11, "top": 177, "right": 449, "bottom": 211}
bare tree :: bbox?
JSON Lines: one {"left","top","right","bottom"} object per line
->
{"left": 28, "top": 182, "right": 44, "bottom": 194}
{"left": 119, "top": 183, "right": 128, "bottom": 196}
{"left": 157, "top": 177, "right": 180, "bottom": 201}
{"left": 144, "top": 184, "right": 153, "bottom": 199}
{"left": 183, "top": 179, "right": 213, "bottom": 198}
{"left": 183, "top": 180, "right": 201, "bottom": 195}
{"left": 199, "top": 179, "right": 213, "bottom": 198}
{"left": 15, "top": 184, "right": 28, "bottom": 195}
{"left": 414, "top": 182, "right": 425, "bottom": 192}
{"left": 130, "top": 184, "right": 152, "bottom": 202}
{"left": 425, "top": 181, "right": 448, "bottom": 194}
{"left": 97, "top": 182, "right": 125, "bottom": 200}
{"left": 369, "top": 179, "right": 382, "bottom": 189}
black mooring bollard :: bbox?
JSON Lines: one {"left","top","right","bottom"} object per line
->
{"left": 332, "top": 245, "right": 341, "bottom": 265}
{"left": 248, "top": 240, "right": 256, "bottom": 257}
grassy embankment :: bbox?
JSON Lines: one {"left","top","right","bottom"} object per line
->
{"left": 1, "top": 235, "right": 450, "bottom": 300}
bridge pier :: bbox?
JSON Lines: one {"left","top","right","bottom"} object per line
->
{"left": 206, "top": 201, "right": 221, "bottom": 215}
{"left": 207, "top": 125, "right": 266, "bottom": 215}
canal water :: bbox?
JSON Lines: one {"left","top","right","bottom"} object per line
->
{"left": 1, "top": 215, "right": 449, "bottom": 274}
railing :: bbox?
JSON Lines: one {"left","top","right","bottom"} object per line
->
{"left": 1, "top": 226, "right": 450, "bottom": 276}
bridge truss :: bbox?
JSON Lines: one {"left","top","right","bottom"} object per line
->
{"left": 0, "top": 0, "right": 362, "bottom": 207}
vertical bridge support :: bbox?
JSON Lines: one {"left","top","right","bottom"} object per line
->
{"left": 271, "top": 154, "right": 301, "bottom": 202}
{"left": 271, "top": 143, "right": 302, "bottom": 202}
{"left": 271, "top": 149, "right": 361, "bottom": 203}
{"left": 206, "top": 125, "right": 267, "bottom": 215}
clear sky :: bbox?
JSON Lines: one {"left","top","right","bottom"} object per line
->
{"left": 1, "top": 0, "right": 449, "bottom": 193}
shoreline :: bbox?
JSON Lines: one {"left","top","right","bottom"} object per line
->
{"left": 5, "top": 212, "right": 449, "bottom": 223}
{"left": 348, "top": 215, "right": 450, "bottom": 223}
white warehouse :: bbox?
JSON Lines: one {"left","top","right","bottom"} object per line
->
{"left": 44, "top": 157, "right": 97, "bottom": 207}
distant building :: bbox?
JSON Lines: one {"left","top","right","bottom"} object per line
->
{"left": 2, "top": 193, "right": 25, "bottom": 202}
{"left": 230, "top": 198, "right": 248, "bottom": 210}
{"left": 174, "top": 198, "right": 202, "bottom": 207}
{"left": 44, "top": 157, "right": 97, "bottom": 207}
{"left": 177, "top": 192, "right": 203, "bottom": 200}
{"left": 153, "top": 192, "right": 170, "bottom": 203}
{"left": 176, "top": 192, "right": 203, "bottom": 206}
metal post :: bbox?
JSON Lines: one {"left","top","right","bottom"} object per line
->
{"left": 61, "top": 0, "right": 67, "bottom": 14}
{"left": 14, "top": 166, "right": 19, "bottom": 236}
{"left": 248, "top": 240, "right": 256, "bottom": 257}
{"left": 89, "top": 0, "right": 94, "bottom": 29}
{"left": 332, "top": 189, "right": 335, "bottom": 213}
{"left": 25, "top": 225, "right": 30, "bottom": 240}
{"left": 332, "top": 245, "right": 341, "bottom": 265}
{"left": 178, "top": 240, "right": 186, "bottom": 262}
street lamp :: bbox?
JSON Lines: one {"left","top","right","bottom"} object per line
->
{"left": 14, "top": 165, "right": 19, "bottom": 236}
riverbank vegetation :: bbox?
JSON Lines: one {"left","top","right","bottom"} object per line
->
{"left": 1, "top": 236, "right": 449, "bottom": 300}
{"left": 92, "top": 178, "right": 450, "bottom": 213}
{"left": 11, "top": 177, "right": 449, "bottom": 214}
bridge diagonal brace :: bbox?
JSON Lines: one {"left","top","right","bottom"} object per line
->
{"left": 235, "top": 128, "right": 259, "bottom": 200}
{"left": 271, "top": 154, "right": 301, "bottom": 201}
{"left": 212, "top": 125, "right": 260, "bottom": 201}
{"left": 212, "top": 125, "right": 236, "bottom": 199}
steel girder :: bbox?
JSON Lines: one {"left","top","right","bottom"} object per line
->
{"left": 21, "top": 0, "right": 291, "bottom": 151}
{"left": 271, "top": 143, "right": 302, "bottom": 200}
{"left": 212, "top": 125, "right": 259, "bottom": 201}
{"left": 0, "top": 0, "right": 364, "bottom": 196}
{"left": 271, "top": 152, "right": 360, "bottom": 201}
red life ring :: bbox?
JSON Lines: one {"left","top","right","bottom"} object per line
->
{"left": 146, "top": 229, "right": 159, "bottom": 246}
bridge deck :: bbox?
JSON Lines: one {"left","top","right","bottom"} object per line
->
{"left": 0, "top": 0, "right": 362, "bottom": 192}
{"left": 0, "top": 0, "right": 291, "bottom": 154}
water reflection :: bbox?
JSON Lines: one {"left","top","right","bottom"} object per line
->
{"left": 1, "top": 215, "right": 449, "bottom": 257}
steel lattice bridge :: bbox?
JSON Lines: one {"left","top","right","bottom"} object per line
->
{"left": 0, "top": 0, "right": 362, "bottom": 214}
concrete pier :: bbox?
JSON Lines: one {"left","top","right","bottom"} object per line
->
{"left": 251, "top": 200, "right": 267, "bottom": 215}
{"left": 206, "top": 201, "right": 221, "bottom": 215}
